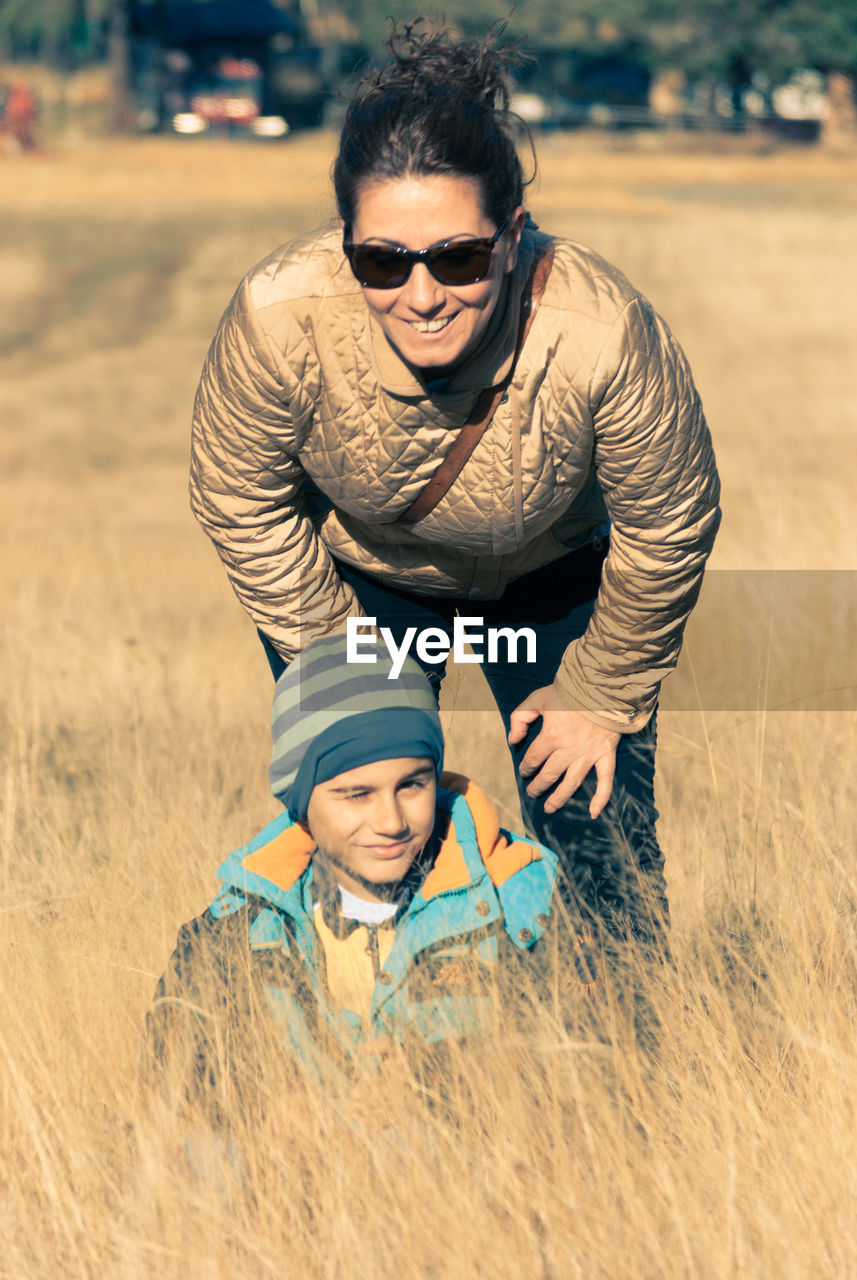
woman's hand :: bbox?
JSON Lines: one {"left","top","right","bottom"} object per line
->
{"left": 508, "top": 686, "right": 621, "bottom": 819}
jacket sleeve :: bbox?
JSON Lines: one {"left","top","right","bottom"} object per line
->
{"left": 144, "top": 906, "right": 306, "bottom": 1124}
{"left": 189, "top": 277, "right": 361, "bottom": 661}
{"left": 145, "top": 904, "right": 355, "bottom": 1121}
{"left": 553, "top": 295, "right": 721, "bottom": 731}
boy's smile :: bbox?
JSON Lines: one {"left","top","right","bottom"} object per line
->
{"left": 305, "top": 756, "right": 437, "bottom": 902}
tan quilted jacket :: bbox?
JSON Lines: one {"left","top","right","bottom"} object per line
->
{"left": 190, "top": 222, "right": 720, "bottom": 732}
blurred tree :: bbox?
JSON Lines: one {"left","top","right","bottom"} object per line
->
{"left": 336, "top": 0, "right": 650, "bottom": 50}
{"left": 763, "top": 0, "right": 857, "bottom": 147}
{"left": 0, "top": 0, "right": 111, "bottom": 66}
{"left": 107, "top": 0, "right": 131, "bottom": 130}
{"left": 2, "top": 0, "right": 854, "bottom": 144}
{"left": 639, "top": 0, "right": 857, "bottom": 146}
{"left": 338, "top": 0, "right": 857, "bottom": 144}
{"left": 4, "top": 0, "right": 856, "bottom": 84}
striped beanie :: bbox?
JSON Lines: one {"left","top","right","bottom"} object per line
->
{"left": 269, "top": 634, "right": 444, "bottom": 820}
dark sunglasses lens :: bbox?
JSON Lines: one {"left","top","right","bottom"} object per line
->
{"left": 350, "top": 247, "right": 409, "bottom": 289}
{"left": 348, "top": 237, "right": 496, "bottom": 288}
{"left": 428, "top": 244, "right": 492, "bottom": 285}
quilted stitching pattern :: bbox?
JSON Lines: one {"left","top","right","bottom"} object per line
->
{"left": 190, "top": 226, "right": 720, "bottom": 729}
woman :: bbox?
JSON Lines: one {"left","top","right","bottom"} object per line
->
{"left": 190, "top": 25, "right": 720, "bottom": 947}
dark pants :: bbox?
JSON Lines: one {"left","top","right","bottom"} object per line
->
{"left": 259, "top": 544, "right": 668, "bottom": 945}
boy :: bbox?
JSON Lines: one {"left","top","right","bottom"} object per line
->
{"left": 147, "top": 637, "right": 597, "bottom": 1113}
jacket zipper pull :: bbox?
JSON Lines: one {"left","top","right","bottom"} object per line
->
{"left": 365, "top": 926, "right": 381, "bottom": 981}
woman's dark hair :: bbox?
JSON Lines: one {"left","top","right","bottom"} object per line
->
{"left": 333, "top": 20, "right": 531, "bottom": 231}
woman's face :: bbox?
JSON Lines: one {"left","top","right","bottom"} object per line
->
{"left": 349, "top": 174, "right": 524, "bottom": 373}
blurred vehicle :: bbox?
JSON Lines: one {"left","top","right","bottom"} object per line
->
{"left": 128, "top": 0, "right": 362, "bottom": 136}
{"left": 171, "top": 55, "right": 288, "bottom": 137}
{"left": 511, "top": 48, "right": 651, "bottom": 130}
{"left": 771, "top": 69, "right": 826, "bottom": 122}
{"left": 512, "top": 47, "right": 829, "bottom": 142}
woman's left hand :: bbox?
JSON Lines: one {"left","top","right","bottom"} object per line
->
{"left": 508, "top": 686, "right": 621, "bottom": 819}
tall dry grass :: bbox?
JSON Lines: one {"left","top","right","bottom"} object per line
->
{"left": 1, "top": 132, "right": 857, "bottom": 1277}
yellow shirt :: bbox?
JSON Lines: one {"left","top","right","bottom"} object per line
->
{"left": 313, "top": 907, "right": 397, "bottom": 1025}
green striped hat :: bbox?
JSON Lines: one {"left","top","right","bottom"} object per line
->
{"left": 269, "top": 635, "right": 444, "bottom": 820}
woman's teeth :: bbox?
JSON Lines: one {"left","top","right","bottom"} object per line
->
{"left": 409, "top": 317, "right": 452, "bottom": 333}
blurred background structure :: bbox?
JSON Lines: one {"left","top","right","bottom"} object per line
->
{"left": 1, "top": 0, "right": 856, "bottom": 149}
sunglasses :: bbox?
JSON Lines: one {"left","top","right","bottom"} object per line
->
{"left": 343, "top": 215, "right": 512, "bottom": 290}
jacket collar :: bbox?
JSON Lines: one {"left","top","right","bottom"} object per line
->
{"left": 367, "top": 227, "right": 539, "bottom": 401}
{"left": 420, "top": 772, "right": 543, "bottom": 899}
{"left": 310, "top": 838, "right": 437, "bottom": 938}
{"left": 217, "top": 771, "right": 543, "bottom": 910}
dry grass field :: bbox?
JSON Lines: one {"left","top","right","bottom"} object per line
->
{"left": 1, "top": 130, "right": 857, "bottom": 1277}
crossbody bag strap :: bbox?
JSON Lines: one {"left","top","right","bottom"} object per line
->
{"left": 397, "top": 242, "right": 555, "bottom": 527}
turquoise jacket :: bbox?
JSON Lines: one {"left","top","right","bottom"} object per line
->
{"left": 148, "top": 775, "right": 560, "bottom": 1095}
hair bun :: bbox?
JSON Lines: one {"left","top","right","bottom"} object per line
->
{"left": 367, "top": 19, "right": 519, "bottom": 113}
{"left": 333, "top": 18, "right": 533, "bottom": 230}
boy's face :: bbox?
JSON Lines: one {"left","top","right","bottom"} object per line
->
{"left": 305, "top": 756, "right": 437, "bottom": 902}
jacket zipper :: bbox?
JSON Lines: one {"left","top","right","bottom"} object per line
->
{"left": 365, "top": 925, "right": 381, "bottom": 981}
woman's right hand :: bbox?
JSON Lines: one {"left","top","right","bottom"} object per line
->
{"left": 508, "top": 686, "right": 621, "bottom": 819}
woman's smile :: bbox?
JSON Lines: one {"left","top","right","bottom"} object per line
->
{"left": 350, "top": 174, "right": 523, "bottom": 373}
{"left": 408, "top": 316, "right": 454, "bottom": 334}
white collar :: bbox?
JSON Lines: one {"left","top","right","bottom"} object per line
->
{"left": 337, "top": 884, "right": 398, "bottom": 926}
